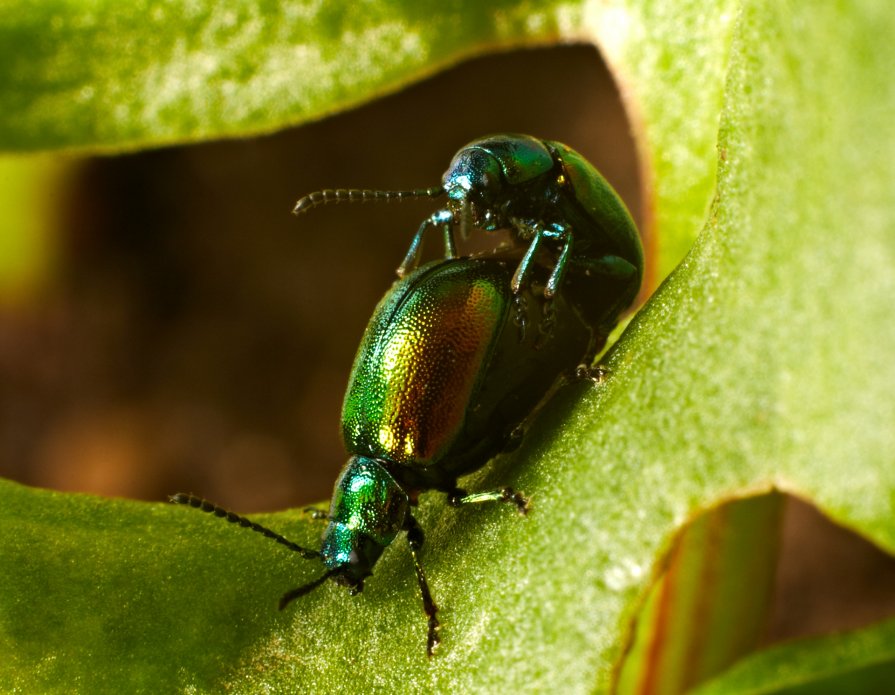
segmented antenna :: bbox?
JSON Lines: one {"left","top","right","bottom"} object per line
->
{"left": 170, "top": 493, "right": 320, "bottom": 560}
{"left": 292, "top": 186, "right": 444, "bottom": 215}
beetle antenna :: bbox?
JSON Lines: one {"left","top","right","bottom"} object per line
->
{"left": 279, "top": 567, "right": 341, "bottom": 610}
{"left": 292, "top": 187, "right": 445, "bottom": 215}
{"left": 170, "top": 493, "right": 320, "bottom": 560}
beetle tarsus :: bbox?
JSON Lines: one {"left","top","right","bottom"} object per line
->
{"left": 534, "top": 297, "right": 556, "bottom": 350}
{"left": 575, "top": 363, "right": 611, "bottom": 384}
{"left": 512, "top": 294, "right": 528, "bottom": 341}
{"left": 447, "top": 486, "right": 530, "bottom": 514}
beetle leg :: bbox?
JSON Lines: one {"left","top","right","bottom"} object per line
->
{"left": 552, "top": 361, "right": 611, "bottom": 393}
{"left": 447, "top": 487, "right": 530, "bottom": 515}
{"left": 398, "top": 209, "right": 454, "bottom": 278}
{"left": 544, "top": 225, "right": 573, "bottom": 299}
{"left": 534, "top": 297, "right": 556, "bottom": 350}
{"left": 458, "top": 198, "right": 471, "bottom": 242}
{"left": 512, "top": 292, "right": 528, "bottom": 342}
{"left": 302, "top": 507, "right": 330, "bottom": 522}
{"left": 510, "top": 220, "right": 573, "bottom": 299}
{"left": 503, "top": 423, "right": 526, "bottom": 452}
{"left": 405, "top": 515, "right": 440, "bottom": 657}
{"left": 510, "top": 227, "right": 543, "bottom": 294}
{"left": 443, "top": 216, "right": 458, "bottom": 259}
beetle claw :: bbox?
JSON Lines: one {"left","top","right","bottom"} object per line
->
{"left": 513, "top": 294, "right": 528, "bottom": 341}
{"left": 575, "top": 363, "right": 611, "bottom": 384}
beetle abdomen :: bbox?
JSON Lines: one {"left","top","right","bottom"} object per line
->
{"left": 342, "top": 259, "right": 511, "bottom": 467}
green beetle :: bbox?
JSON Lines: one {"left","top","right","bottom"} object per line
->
{"left": 293, "top": 134, "right": 643, "bottom": 324}
{"left": 173, "top": 135, "right": 643, "bottom": 656}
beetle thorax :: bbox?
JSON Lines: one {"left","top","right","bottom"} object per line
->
{"left": 320, "top": 456, "right": 410, "bottom": 581}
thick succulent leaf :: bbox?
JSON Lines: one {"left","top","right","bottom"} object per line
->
{"left": 692, "top": 618, "right": 895, "bottom": 695}
{"left": 1, "top": 0, "right": 894, "bottom": 693}
{"left": 0, "top": 1, "right": 734, "bottom": 277}
{"left": 614, "top": 494, "right": 785, "bottom": 693}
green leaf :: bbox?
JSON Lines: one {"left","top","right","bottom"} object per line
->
{"left": 0, "top": 0, "right": 734, "bottom": 275}
{"left": 691, "top": 618, "right": 895, "bottom": 695}
{"left": 2, "top": 0, "right": 894, "bottom": 693}
{"left": 6, "top": 0, "right": 546, "bottom": 152}
{"left": 0, "top": 156, "right": 65, "bottom": 301}
{"left": 615, "top": 494, "right": 785, "bottom": 694}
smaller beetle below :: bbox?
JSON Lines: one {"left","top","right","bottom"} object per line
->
{"left": 173, "top": 134, "right": 643, "bottom": 657}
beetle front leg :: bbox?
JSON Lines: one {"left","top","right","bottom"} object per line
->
{"left": 509, "top": 220, "right": 573, "bottom": 299}
{"left": 406, "top": 514, "right": 441, "bottom": 657}
{"left": 510, "top": 220, "right": 543, "bottom": 295}
{"left": 544, "top": 225, "right": 573, "bottom": 299}
{"left": 397, "top": 209, "right": 455, "bottom": 278}
{"left": 508, "top": 224, "right": 540, "bottom": 342}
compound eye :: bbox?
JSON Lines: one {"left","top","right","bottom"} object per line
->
{"left": 444, "top": 149, "right": 503, "bottom": 204}
{"left": 478, "top": 170, "right": 498, "bottom": 195}
{"left": 475, "top": 156, "right": 502, "bottom": 195}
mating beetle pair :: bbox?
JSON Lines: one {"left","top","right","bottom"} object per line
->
{"left": 172, "top": 134, "right": 643, "bottom": 656}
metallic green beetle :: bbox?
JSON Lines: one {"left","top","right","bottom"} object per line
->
{"left": 173, "top": 135, "right": 643, "bottom": 656}
{"left": 293, "top": 133, "right": 643, "bottom": 326}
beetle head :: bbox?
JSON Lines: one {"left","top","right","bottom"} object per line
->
{"left": 319, "top": 522, "right": 382, "bottom": 589}
{"left": 442, "top": 147, "right": 506, "bottom": 230}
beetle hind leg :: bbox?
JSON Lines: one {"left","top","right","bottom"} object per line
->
{"left": 303, "top": 507, "right": 330, "bottom": 522}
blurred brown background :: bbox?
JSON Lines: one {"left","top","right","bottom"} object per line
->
{"left": 1, "top": 44, "right": 893, "bottom": 645}
{"left": 0, "top": 45, "right": 639, "bottom": 511}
